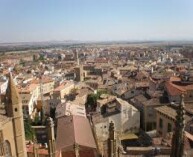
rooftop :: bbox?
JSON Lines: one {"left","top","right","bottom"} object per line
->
{"left": 155, "top": 105, "right": 192, "bottom": 122}
{"left": 54, "top": 81, "right": 74, "bottom": 92}
{"left": 56, "top": 115, "right": 96, "bottom": 151}
{"left": 17, "top": 83, "right": 38, "bottom": 93}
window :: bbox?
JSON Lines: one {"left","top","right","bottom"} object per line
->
{"left": 168, "top": 123, "right": 172, "bottom": 132}
{"left": 159, "top": 118, "right": 163, "bottom": 128}
{"left": 0, "top": 140, "right": 12, "bottom": 157}
{"left": 3, "top": 140, "right": 12, "bottom": 157}
{"left": 146, "top": 122, "right": 156, "bottom": 131}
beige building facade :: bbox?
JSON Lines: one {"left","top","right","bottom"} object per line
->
{"left": 156, "top": 106, "right": 175, "bottom": 138}
{"left": 53, "top": 81, "right": 75, "bottom": 99}
{"left": 18, "top": 83, "right": 39, "bottom": 118}
{"left": 156, "top": 105, "right": 192, "bottom": 138}
{"left": 0, "top": 73, "right": 27, "bottom": 157}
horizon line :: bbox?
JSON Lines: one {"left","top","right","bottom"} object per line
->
{"left": 1, "top": 39, "right": 193, "bottom": 45}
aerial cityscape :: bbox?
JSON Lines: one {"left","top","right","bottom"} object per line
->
{"left": 1, "top": 0, "right": 193, "bottom": 157}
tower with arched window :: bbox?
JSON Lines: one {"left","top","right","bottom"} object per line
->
{"left": 0, "top": 73, "right": 27, "bottom": 157}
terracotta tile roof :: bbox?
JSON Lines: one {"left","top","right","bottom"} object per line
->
{"left": 31, "top": 76, "right": 54, "bottom": 84}
{"left": 165, "top": 80, "right": 193, "bottom": 96}
{"left": 165, "top": 81, "right": 185, "bottom": 96}
{"left": 56, "top": 115, "right": 96, "bottom": 152}
{"left": 156, "top": 105, "right": 177, "bottom": 120}
{"left": 184, "top": 84, "right": 193, "bottom": 91}
{"left": 169, "top": 76, "right": 181, "bottom": 82}
{"left": 142, "top": 98, "right": 162, "bottom": 106}
{"left": 134, "top": 94, "right": 148, "bottom": 102}
{"left": 76, "top": 88, "right": 92, "bottom": 97}
{"left": 185, "top": 131, "right": 193, "bottom": 142}
{"left": 155, "top": 105, "right": 192, "bottom": 122}
{"left": 54, "top": 82, "right": 68, "bottom": 92}
{"left": 57, "top": 149, "right": 96, "bottom": 157}
{"left": 95, "top": 58, "right": 108, "bottom": 63}
{"left": 26, "top": 144, "right": 48, "bottom": 155}
{"left": 17, "top": 83, "right": 38, "bottom": 93}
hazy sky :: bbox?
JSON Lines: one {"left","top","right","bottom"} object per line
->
{"left": 0, "top": 0, "right": 193, "bottom": 43}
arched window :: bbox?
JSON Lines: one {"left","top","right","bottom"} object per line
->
{"left": 3, "top": 140, "right": 12, "bottom": 157}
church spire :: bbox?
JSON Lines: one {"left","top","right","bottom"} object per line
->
{"left": 5, "top": 72, "right": 22, "bottom": 117}
{"left": 170, "top": 94, "right": 185, "bottom": 157}
{"left": 5, "top": 72, "right": 27, "bottom": 157}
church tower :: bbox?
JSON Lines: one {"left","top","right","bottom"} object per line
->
{"left": 74, "top": 65, "right": 84, "bottom": 82}
{"left": 5, "top": 73, "right": 27, "bottom": 157}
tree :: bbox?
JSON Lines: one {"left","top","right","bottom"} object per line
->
{"left": 24, "top": 119, "right": 35, "bottom": 141}
{"left": 39, "top": 54, "right": 45, "bottom": 61}
{"left": 85, "top": 90, "right": 108, "bottom": 112}
{"left": 86, "top": 94, "right": 98, "bottom": 112}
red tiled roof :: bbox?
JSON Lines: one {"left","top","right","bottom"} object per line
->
{"left": 95, "top": 58, "right": 108, "bottom": 63}
{"left": 185, "top": 131, "right": 193, "bottom": 142}
{"left": 27, "top": 144, "right": 48, "bottom": 155}
{"left": 165, "top": 81, "right": 186, "bottom": 96}
{"left": 56, "top": 115, "right": 96, "bottom": 152}
{"left": 54, "top": 82, "right": 68, "bottom": 92}
{"left": 58, "top": 150, "right": 96, "bottom": 157}
{"left": 17, "top": 83, "right": 38, "bottom": 93}
{"left": 31, "top": 76, "right": 54, "bottom": 84}
{"left": 169, "top": 76, "right": 181, "bottom": 82}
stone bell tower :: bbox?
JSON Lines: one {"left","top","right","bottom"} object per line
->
{"left": 5, "top": 73, "right": 27, "bottom": 157}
